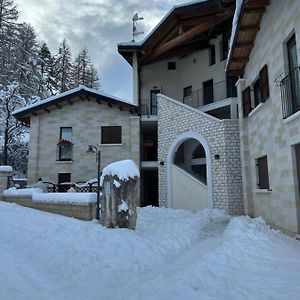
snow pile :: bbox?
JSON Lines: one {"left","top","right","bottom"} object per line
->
{"left": 100, "top": 159, "right": 140, "bottom": 186}
{"left": 75, "top": 178, "right": 98, "bottom": 187}
{"left": 32, "top": 192, "right": 97, "bottom": 204}
{"left": 3, "top": 187, "right": 43, "bottom": 196}
{"left": 118, "top": 200, "right": 129, "bottom": 212}
{"left": 0, "top": 202, "right": 300, "bottom": 300}
{"left": 0, "top": 165, "right": 13, "bottom": 173}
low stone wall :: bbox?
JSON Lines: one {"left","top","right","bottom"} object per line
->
{"left": 2, "top": 196, "right": 96, "bottom": 221}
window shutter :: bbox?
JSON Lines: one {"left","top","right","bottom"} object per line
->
{"left": 259, "top": 64, "right": 269, "bottom": 101}
{"left": 242, "top": 86, "right": 251, "bottom": 117}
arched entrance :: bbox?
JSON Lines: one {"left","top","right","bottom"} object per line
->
{"left": 167, "top": 131, "right": 213, "bottom": 210}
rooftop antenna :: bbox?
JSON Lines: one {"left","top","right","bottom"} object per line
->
{"left": 132, "top": 13, "right": 144, "bottom": 42}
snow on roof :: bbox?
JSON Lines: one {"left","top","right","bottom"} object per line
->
{"left": 3, "top": 187, "right": 43, "bottom": 196}
{"left": 100, "top": 159, "right": 140, "bottom": 186}
{"left": 13, "top": 85, "right": 136, "bottom": 116}
{"left": 118, "top": 0, "right": 210, "bottom": 48}
{"left": 226, "top": 0, "right": 244, "bottom": 70}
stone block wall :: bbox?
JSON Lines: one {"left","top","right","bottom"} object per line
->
{"left": 28, "top": 98, "right": 140, "bottom": 185}
{"left": 157, "top": 94, "right": 244, "bottom": 215}
{"left": 237, "top": 0, "right": 300, "bottom": 233}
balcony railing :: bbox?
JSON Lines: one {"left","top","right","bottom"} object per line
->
{"left": 279, "top": 67, "right": 300, "bottom": 119}
{"left": 140, "top": 78, "right": 237, "bottom": 115}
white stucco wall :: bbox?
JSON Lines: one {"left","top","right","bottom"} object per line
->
{"left": 171, "top": 164, "right": 208, "bottom": 211}
{"left": 140, "top": 35, "right": 227, "bottom": 104}
{"left": 238, "top": 0, "right": 300, "bottom": 233}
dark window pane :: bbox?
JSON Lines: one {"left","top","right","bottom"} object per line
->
{"left": 254, "top": 79, "right": 261, "bottom": 107}
{"left": 209, "top": 45, "right": 215, "bottom": 65}
{"left": 203, "top": 79, "right": 214, "bottom": 104}
{"left": 183, "top": 85, "right": 192, "bottom": 98}
{"left": 242, "top": 86, "right": 251, "bottom": 117}
{"left": 168, "top": 62, "right": 176, "bottom": 70}
{"left": 257, "top": 156, "right": 270, "bottom": 189}
{"left": 101, "top": 126, "right": 122, "bottom": 144}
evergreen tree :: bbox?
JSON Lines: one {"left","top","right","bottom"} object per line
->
{"left": 54, "top": 39, "right": 73, "bottom": 93}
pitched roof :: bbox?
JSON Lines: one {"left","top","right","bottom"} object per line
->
{"left": 13, "top": 85, "right": 139, "bottom": 125}
{"left": 226, "top": 0, "right": 270, "bottom": 75}
{"left": 118, "top": 0, "right": 235, "bottom": 66}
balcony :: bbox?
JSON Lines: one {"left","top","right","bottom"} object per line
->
{"left": 279, "top": 67, "right": 300, "bottom": 119}
{"left": 140, "top": 78, "right": 238, "bottom": 117}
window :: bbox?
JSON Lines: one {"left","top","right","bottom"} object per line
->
{"left": 220, "top": 38, "right": 229, "bottom": 61}
{"left": 203, "top": 79, "right": 214, "bottom": 105}
{"left": 253, "top": 78, "right": 261, "bottom": 107}
{"left": 57, "top": 127, "right": 72, "bottom": 161}
{"left": 256, "top": 156, "right": 270, "bottom": 189}
{"left": 101, "top": 126, "right": 122, "bottom": 144}
{"left": 259, "top": 65, "right": 269, "bottom": 102}
{"left": 287, "top": 34, "right": 300, "bottom": 112}
{"left": 209, "top": 45, "right": 216, "bottom": 66}
{"left": 183, "top": 85, "right": 192, "bottom": 98}
{"left": 58, "top": 173, "right": 71, "bottom": 192}
{"left": 150, "top": 89, "right": 160, "bottom": 115}
{"left": 168, "top": 61, "right": 176, "bottom": 70}
{"left": 242, "top": 86, "right": 251, "bottom": 117}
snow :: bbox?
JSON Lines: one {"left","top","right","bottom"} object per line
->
{"left": 0, "top": 202, "right": 300, "bottom": 300}
{"left": 226, "top": 0, "right": 244, "bottom": 67}
{"left": 75, "top": 178, "right": 98, "bottom": 187}
{"left": 32, "top": 192, "right": 97, "bottom": 204}
{"left": 12, "top": 85, "right": 136, "bottom": 116}
{"left": 0, "top": 165, "right": 13, "bottom": 172}
{"left": 113, "top": 179, "right": 121, "bottom": 188}
{"left": 118, "top": 200, "right": 129, "bottom": 212}
{"left": 3, "top": 187, "right": 43, "bottom": 196}
{"left": 100, "top": 159, "right": 140, "bottom": 186}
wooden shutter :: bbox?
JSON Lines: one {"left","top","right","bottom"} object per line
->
{"left": 257, "top": 156, "right": 270, "bottom": 189}
{"left": 259, "top": 65, "right": 269, "bottom": 101}
{"left": 101, "top": 126, "right": 122, "bottom": 144}
{"left": 242, "top": 86, "right": 251, "bottom": 117}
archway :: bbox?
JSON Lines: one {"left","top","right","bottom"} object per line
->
{"left": 167, "top": 131, "right": 213, "bottom": 210}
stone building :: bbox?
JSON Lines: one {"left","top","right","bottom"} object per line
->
{"left": 118, "top": 0, "right": 244, "bottom": 214}
{"left": 227, "top": 0, "right": 300, "bottom": 234}
{"left": 13, "top": 86, "right": 140, "bottom": 188}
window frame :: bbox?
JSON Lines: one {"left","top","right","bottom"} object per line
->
{"left": 58, "top": 127, "right": 73, "bottom": 161}
{"left": 101, "top": 126, "right": 122, "bottom": 145}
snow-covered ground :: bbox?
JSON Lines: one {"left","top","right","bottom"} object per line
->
{"left": 0, "top": 202, "right": 300, "bottom": 300}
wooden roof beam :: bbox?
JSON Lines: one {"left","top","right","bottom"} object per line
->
{"left": 143, "top": 14, "right": 229, "bottom": 64}
{"left": 235, "top": 41, "right": 254, "bottom": 48}
{"left": 56, "top": 103, "right": 62, "bottom": 109}
{"left": 44, "top": 108, "right": 50, "bottom": 113}
{"left": 239, "top": 25, "right": 260, "bottom": 32}
{"left": 232, "top": 57, "right": 249, "bottom": 63}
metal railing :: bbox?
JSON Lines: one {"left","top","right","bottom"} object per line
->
{"left": 279, "top": 67, "right": 300, "bottom": 119}
{"left": 140, "top": 79, "right": 237, "bottom": 115}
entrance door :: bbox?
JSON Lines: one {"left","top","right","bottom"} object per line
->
{"left": 150, "top": 89, "right": 160, "bottom": 115}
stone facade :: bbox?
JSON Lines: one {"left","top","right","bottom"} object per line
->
{"left": 27, "top": 97, "right": 140, "bottom": 185}
{"left": 157, "top": 94, "right": 244, "bottom": 215}
{"left": 237, "top": 0, "right": 300, "bottom": 233}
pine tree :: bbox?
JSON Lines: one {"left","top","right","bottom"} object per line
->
{"left": 54, "top": 39, "right": 73, "bottom": 93}
{"left": 0, "top": 0, "right": 18, "bottom": 30}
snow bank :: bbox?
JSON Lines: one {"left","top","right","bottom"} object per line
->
{"left": 100, "top": 159, "right": 140, "bottom": 186}
{"left": 1, "top": 202, "right": 299, "bottom": 300}
{"left": 32, "top": 192, "right": 97, "bottom": 204}
{"left": 3, "top": 187, "right": 43, "bottom": 196}
{"left": 0, "top": 165, "right": 13, "bottom": 173}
